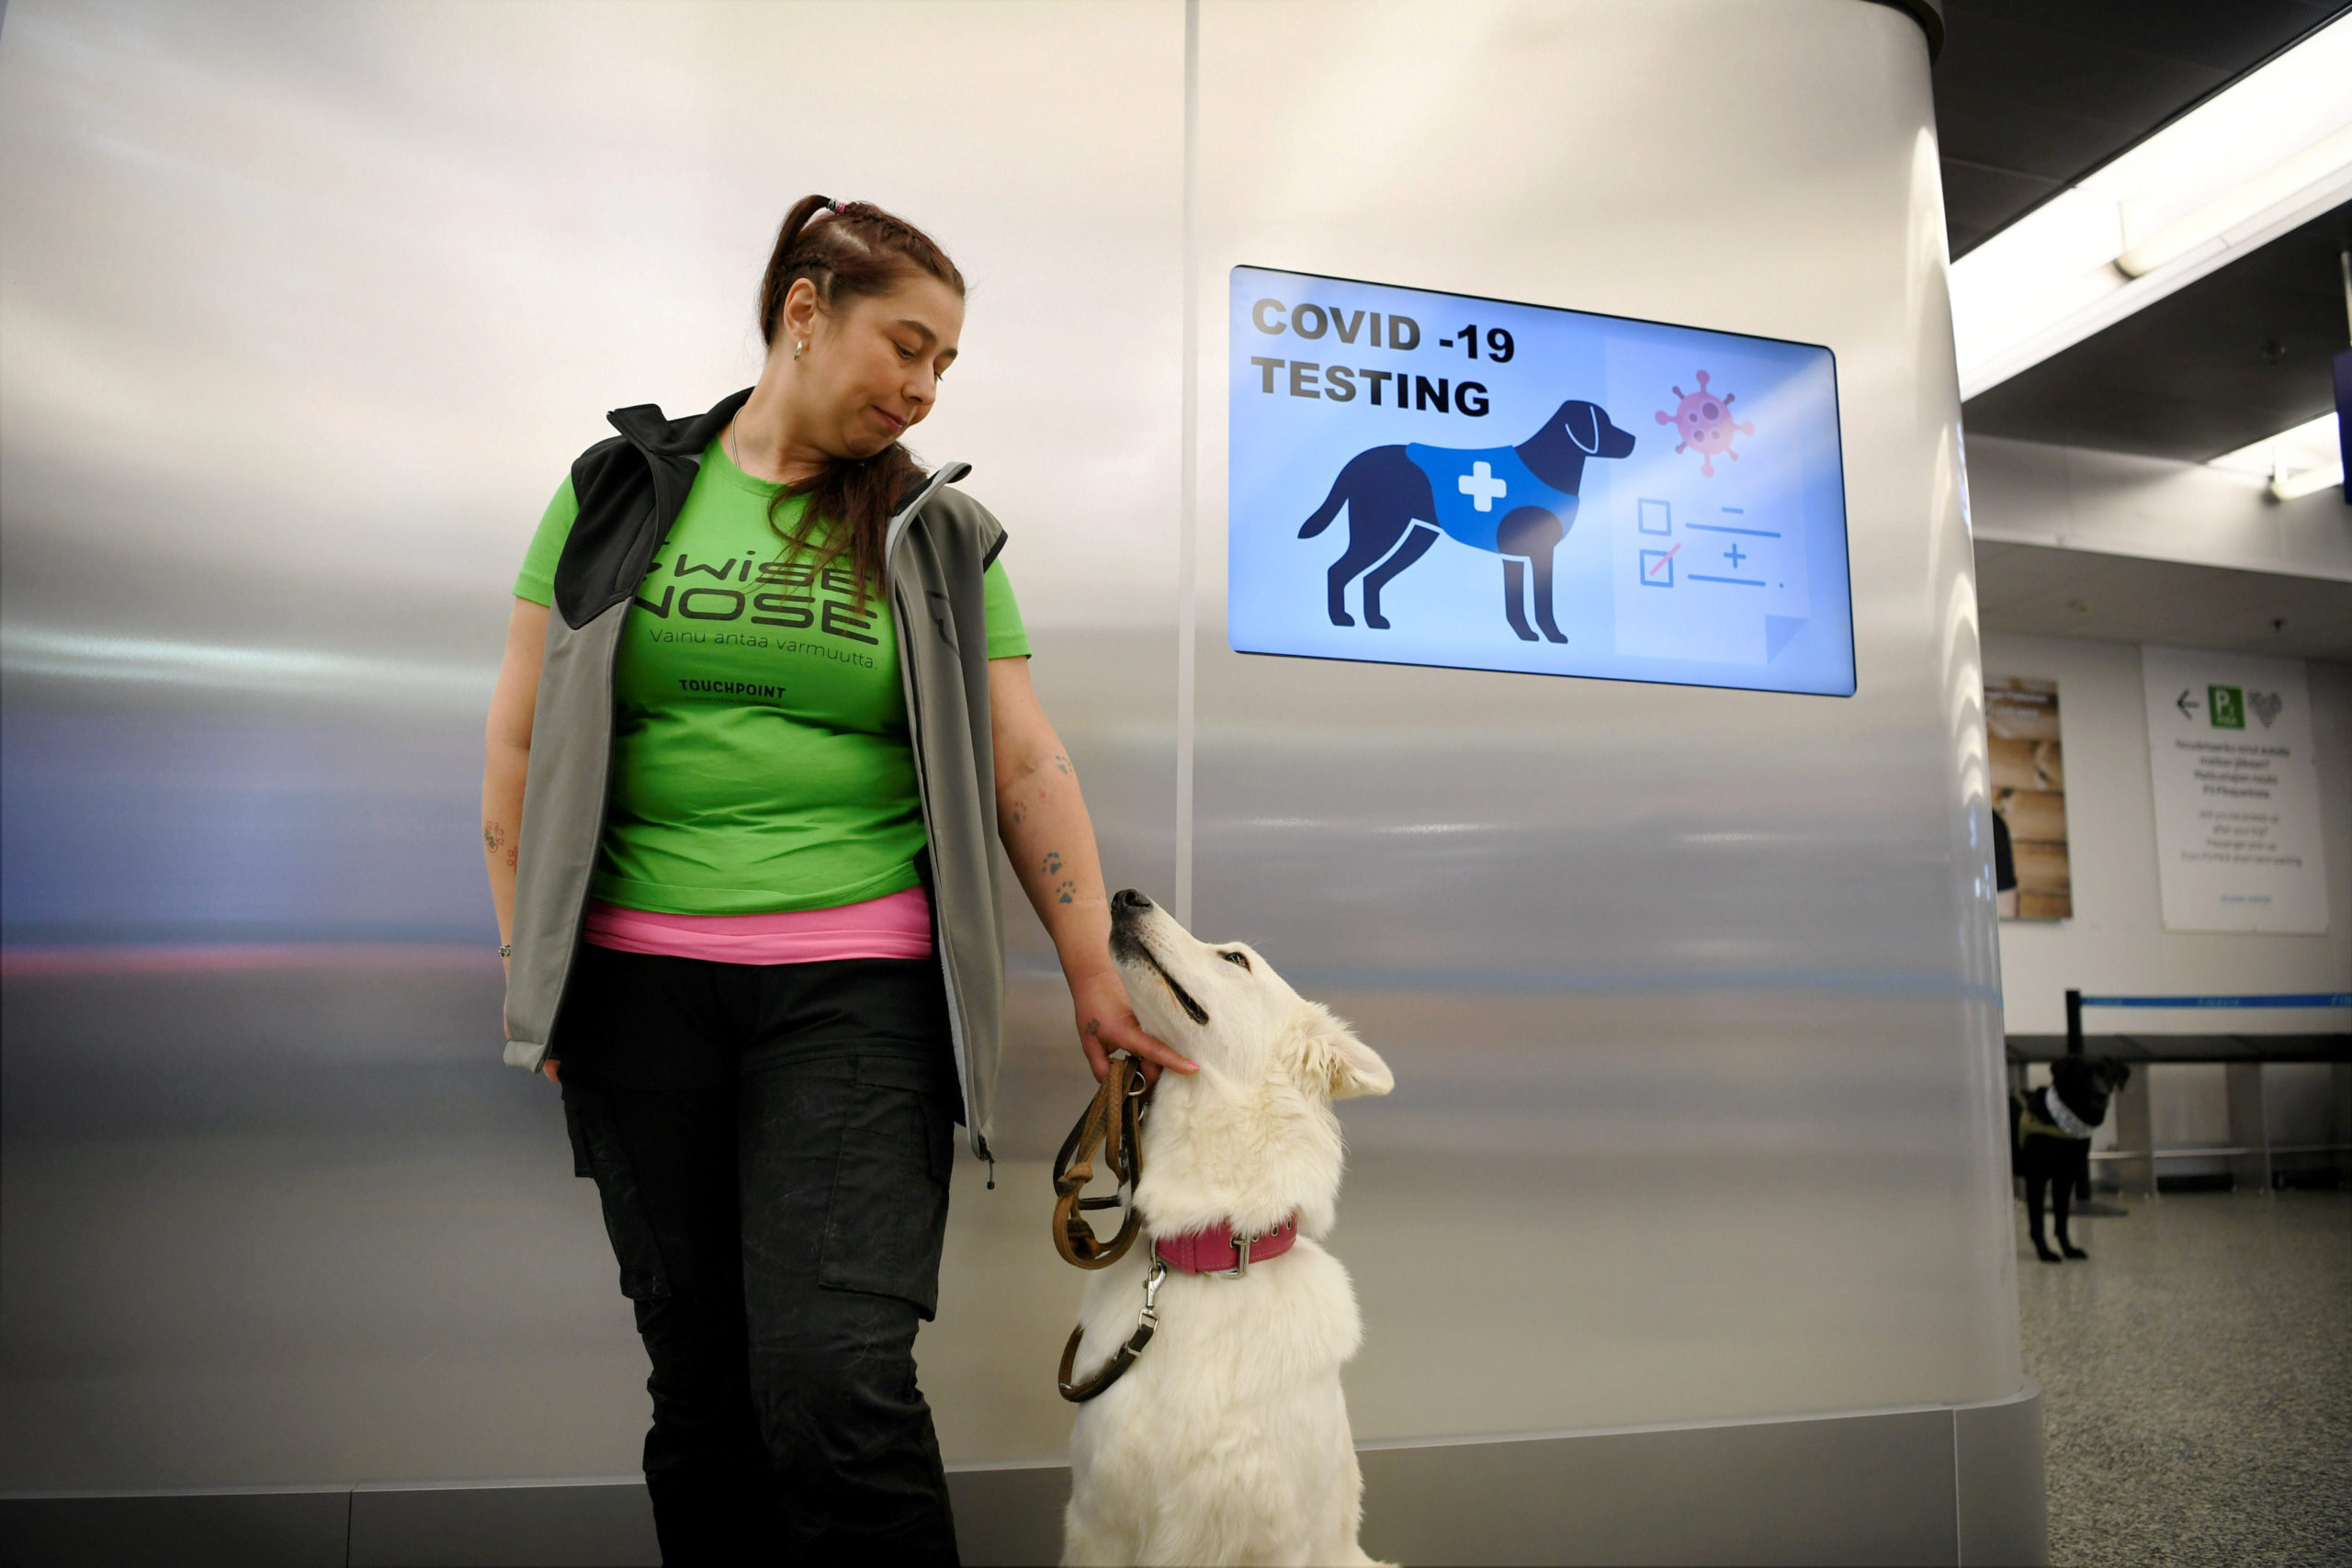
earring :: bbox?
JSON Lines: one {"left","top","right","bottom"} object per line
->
{"left": 794, "top": 340, "right": 806, "bottom": 360}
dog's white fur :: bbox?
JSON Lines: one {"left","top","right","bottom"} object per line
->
{"left": 1062, "top": 897, "right": 1394, "bottom": 1568}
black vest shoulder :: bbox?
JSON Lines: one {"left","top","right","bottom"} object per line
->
{"left": 552, "top": 389, "right": 752, "bottom": 628}
{"left": 552, "top": 434, "right": 657, "bottom": 629}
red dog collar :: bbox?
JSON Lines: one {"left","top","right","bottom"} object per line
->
{"left": 1152, "top": 1216, "right": 1298, "bottom": 1277}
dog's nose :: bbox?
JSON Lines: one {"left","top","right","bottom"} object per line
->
{"left": 1111, "top": 889, "right": 1152, "bottom": 912}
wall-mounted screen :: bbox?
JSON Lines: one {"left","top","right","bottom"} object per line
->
{"left": 1227, "top": 265, "right": 1856, "bottom": 696}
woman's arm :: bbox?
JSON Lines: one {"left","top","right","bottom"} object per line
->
{"left": 483, "top": 597, "right": 550, "bottom": 1075}
{"left": 989, "top": 656, "right": 1194, "bottom": 1083}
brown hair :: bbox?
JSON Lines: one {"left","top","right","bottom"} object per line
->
{"left": 755, "top": 195, "right": 967, "bottom": 602}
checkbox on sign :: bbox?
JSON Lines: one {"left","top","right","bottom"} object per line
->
{"left": 1640, "top": 547, "right": 1678, "bottom": 587}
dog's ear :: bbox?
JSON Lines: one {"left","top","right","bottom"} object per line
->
{"left": 1291, "top": 1002, "right": 1393, "bottom": 1100}
{"left": 1563, "top": 402, "right": 1600, "bottom": 455}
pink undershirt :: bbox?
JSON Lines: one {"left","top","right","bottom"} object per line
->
{"left": 582, "top": 886, "right": 933, "bottom": 964}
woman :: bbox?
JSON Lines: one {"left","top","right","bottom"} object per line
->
{"left": 481, "top": 195, "right": 1191, "bottom": 1564}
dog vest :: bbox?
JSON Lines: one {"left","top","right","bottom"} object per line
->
{"left": 2018, "top": 1086, "right": 2090, "bottom": 1142}
{"left": 1406, "top": 443, "right": 1576, "bottom": 554}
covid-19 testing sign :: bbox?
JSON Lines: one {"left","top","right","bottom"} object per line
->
{"left": 1227, "top": 265, "right": 1856, "bottom": 696}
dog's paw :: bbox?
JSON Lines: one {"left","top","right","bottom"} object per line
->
{"left": 2034, "top": 1247, "right": 2064, "bottom": 1264}
{"left": 2060, "top": 1244, "right": 2087, "bottom": 1259}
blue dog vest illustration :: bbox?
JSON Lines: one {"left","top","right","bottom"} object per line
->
{"left": 1405, "top": 444, "right": 1576, "bottom": 553}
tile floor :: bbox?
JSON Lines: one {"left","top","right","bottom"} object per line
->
{"left": 2016, "top": 1187, "right": 2351, "bottom": 1568}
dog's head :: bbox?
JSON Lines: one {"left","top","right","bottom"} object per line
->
{"left": 1109, "top": 888, "right": 1391, "bottom": 1101}
{"left": 1550, "top": 399, "right": 1637, "bottom": 461}
{"left": 2049, "top": 1055, "right": 2131, "bottom": 1128}
{"left": 1109, "top": 888, "right": 1390, "bottom": 1238}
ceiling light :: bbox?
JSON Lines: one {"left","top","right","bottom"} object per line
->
{"left": 2267, "top": 463, "right": 2344, "bottom": 502}
{"left": 2115, "top": 124, "right": 2352, "bottom": 277}
{"left": 2208, "top": 411, "right": 2344, "bottom": 502}
{"left": 1950, "top": 15, "right": 2352, "bottom": 400}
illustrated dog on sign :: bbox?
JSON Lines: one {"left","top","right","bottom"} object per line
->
{"left": 1297, "top": 398, "right": 1635, "bottom": 643}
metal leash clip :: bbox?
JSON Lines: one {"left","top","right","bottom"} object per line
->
{"left": 1057, "top": 1258, "right": 1168, "bottom": 1404}
{"left": 1138, "top": 1257, "right": 1168, "bottom": 1325}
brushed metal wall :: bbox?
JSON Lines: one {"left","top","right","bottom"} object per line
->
{"left": 0, "top": 0, "right": 2016, "bottom": 1506}
{"left": 1183, "top": 0, "right": 2018, "bottom": 1438}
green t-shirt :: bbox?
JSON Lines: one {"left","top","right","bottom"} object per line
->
{"left": 514, "top": 438, "right": 1030, "bottom": 915}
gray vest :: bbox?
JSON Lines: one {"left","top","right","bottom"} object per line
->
{"left": 502, "top": 389, "right": 1010, "bottom": 1158}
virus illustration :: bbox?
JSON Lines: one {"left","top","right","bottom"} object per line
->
{"left": 1656, "top": 369, "right": 1753, "bottom": 478}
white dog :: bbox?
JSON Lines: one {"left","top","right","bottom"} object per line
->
{"left": 1061, "top": 889, "right": 1394, "bottom": 1568}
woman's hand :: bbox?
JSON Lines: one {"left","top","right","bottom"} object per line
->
{"left": 989, "top": 656, "right": 1197, "bottom": 1087}
{"left": 1068, "top": 964, "right": 1194, "bottom": 1085}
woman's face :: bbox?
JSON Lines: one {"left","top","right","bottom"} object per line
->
{"left": 786, "top": 273, "right": 964, "bottom": 458}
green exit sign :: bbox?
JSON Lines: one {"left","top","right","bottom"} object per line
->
{"left": 2208, "top": 685, "right": 2245, "bottom": 728}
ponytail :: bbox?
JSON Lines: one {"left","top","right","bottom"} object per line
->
{"left": 755, "top": 196, "right": 966, "bottom": 605}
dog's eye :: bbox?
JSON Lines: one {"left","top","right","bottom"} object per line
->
{"left": 1220, "top": 951, "right": 1250, "bottom": 970}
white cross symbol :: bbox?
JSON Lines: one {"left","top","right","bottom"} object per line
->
{"left": 1458, "top": 461, "right": 1508, "bottom": 513}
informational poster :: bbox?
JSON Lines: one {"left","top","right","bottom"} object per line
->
{"left": 1984, "top": 675, "right": 2071, "bottom": 919}
{"left": 1227, "top": 266, "right": 1855, "bottom": 696}
{"left": 2140, "top": 646, "right": 2330, "bottom": 934}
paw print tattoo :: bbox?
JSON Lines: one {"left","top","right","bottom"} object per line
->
{"left": 1043, "top": 851, "right": 1063, "bottom": 874}
{"left": 1056, "top": 879, "right": 1077, "bottom": 904}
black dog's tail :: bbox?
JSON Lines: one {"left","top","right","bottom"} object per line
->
{"left": 1298, "top": 472, "right": 1348, "bottom": 538}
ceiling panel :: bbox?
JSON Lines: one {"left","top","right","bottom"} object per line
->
{"left": 1960, "top": 202, "right": 2352, "bottom": 461}
{"left": 1933, "top": 1, "right": 2345, "bottom": 257}
{"left": 1975, "top": 540, "right": 2352, "bottom": 659}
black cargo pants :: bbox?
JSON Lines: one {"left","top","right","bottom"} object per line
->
{"left": 551, "top": 944, "right": 961, "bottom": 1565}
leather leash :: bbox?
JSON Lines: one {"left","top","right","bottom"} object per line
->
{"left": 1057, "top": 1258, "right": 1166, "bottom": 1403}
{"left": 1052, "top": 1051, "right": 1153, "bottom": 1403}
{"left": 1051, "top": 1051, "right": 1148, "bottom": 1269}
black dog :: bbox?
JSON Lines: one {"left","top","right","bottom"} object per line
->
{"left": 1296, "top": 399, "right": 1636, "bottom": 642}
{"left": 2009, "top": 1057, "right": 2131, "bottom": 1262}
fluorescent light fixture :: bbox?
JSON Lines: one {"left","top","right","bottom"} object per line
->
{"left": 1951, "top": 15, "right": 2352, "bottom": 400}
{"left": 2116, "top": 124, "right": 2352, "bottom": 276}
{"left": 2269, "top": 463, "right": 2344, "bottom": 501}
{"left": 2208, "top": 411, "right": 2344, "bottom": 502}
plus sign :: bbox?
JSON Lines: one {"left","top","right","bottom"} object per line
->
{"left": 1724, "top": 543, "right": 1747, "bottom": 569}
{"left": 1458, "top": 461, "right": 1508, "bottom": 513}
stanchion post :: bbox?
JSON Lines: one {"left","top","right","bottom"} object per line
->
{"left": 2064, "top": 988, "right": 2083, "bottom": 1057}
{"left": 2225, "top": 1062, "right": 2270, "bottom": 1196}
